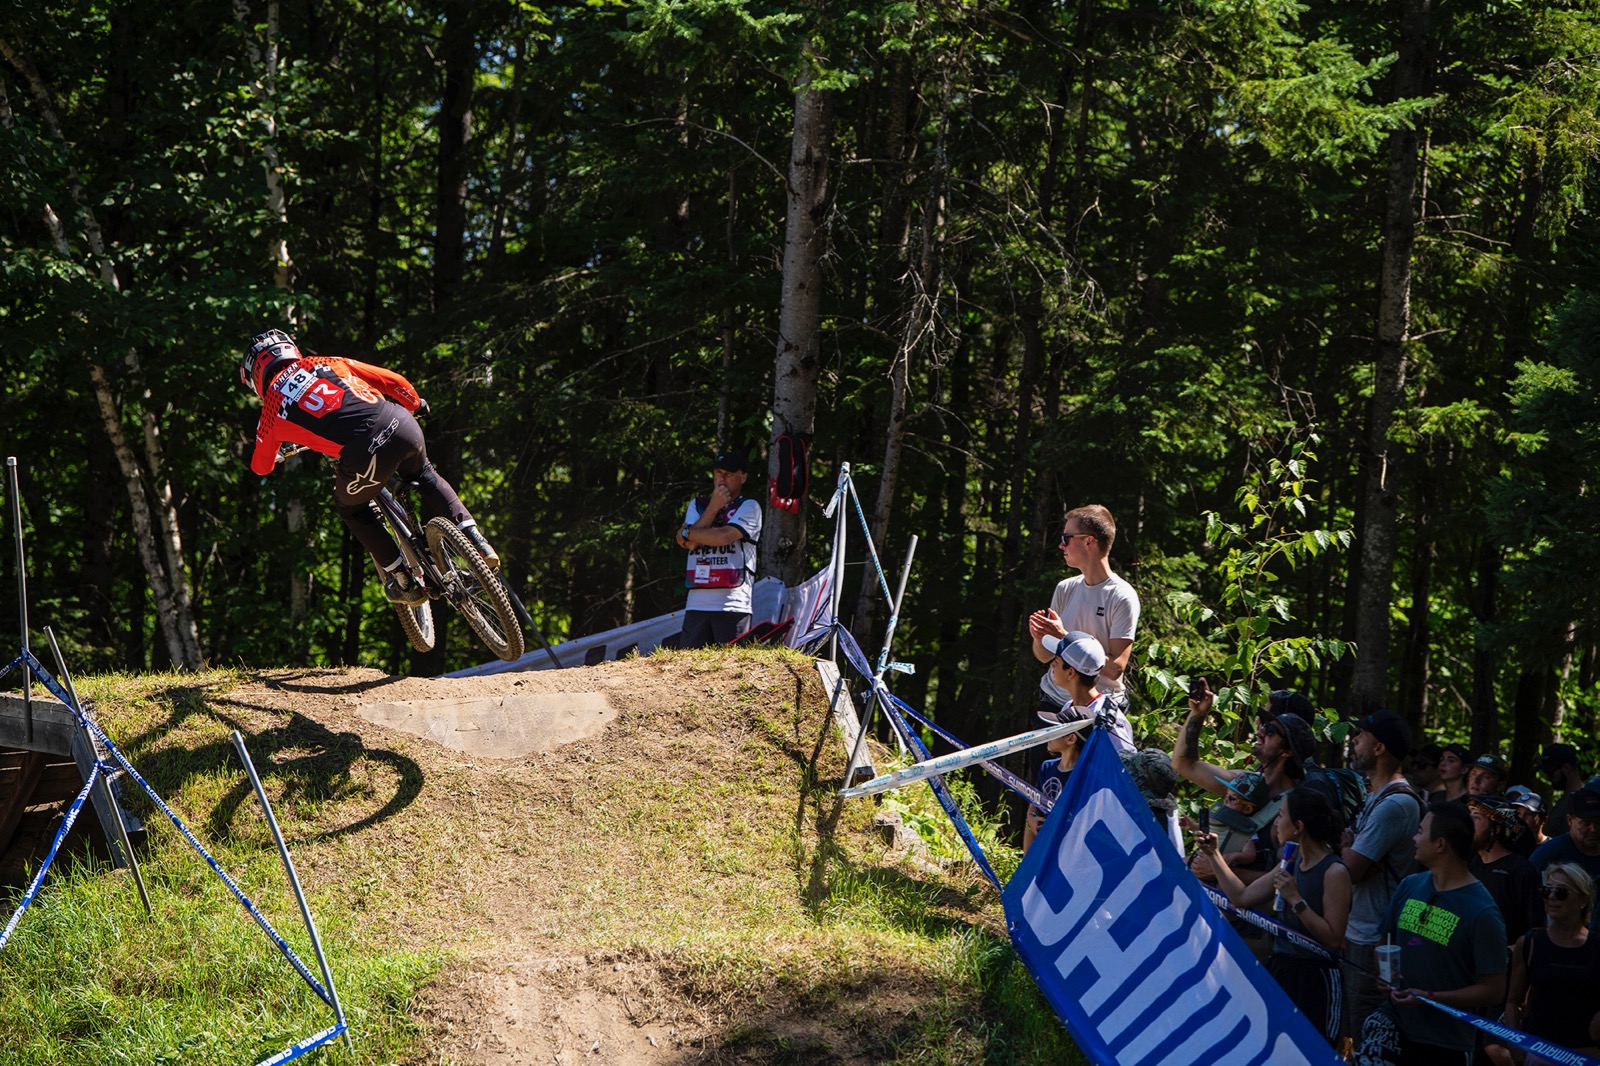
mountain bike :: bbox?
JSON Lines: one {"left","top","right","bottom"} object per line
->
{"left": 373, "top": 479, "right": 524, "bottom": 662}
{"left": 281, "top": 446, "right": 525, "bottom": 662}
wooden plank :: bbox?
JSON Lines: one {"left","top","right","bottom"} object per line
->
{"left": 0, "top": 694, "right": 77, "bottom": 756}
{"left": 815, "top": 658, "right": 874, "bottom": 782}
{"left": 0, "top": 751, "right": 48, "bottom": 854}
{"left": 33, "top": 760, "right": 86, "bottom": 800}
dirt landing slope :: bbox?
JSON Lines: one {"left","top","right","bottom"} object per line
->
{"left": 74, "top": 650, "right": 1025, "bottom": 1066}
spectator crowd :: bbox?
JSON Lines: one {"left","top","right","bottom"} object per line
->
{"left": 1022, "top": 503, "right": 1600, "bottom": 1064}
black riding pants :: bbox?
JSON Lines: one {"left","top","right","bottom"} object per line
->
{"left": 332, "top": 402, "right": 473, "bottom": 568}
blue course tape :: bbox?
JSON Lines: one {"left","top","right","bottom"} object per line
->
{"left": 1418, "top": 999, "right": 1600, "bottom": 1066}
{"left": 1201, "top": 885, "right": 1339, "bottom": 963}
{"left": 255, "top": 1021, "right": 348, "bottom": 1066}
{"left": 1200, "top": 881, "right": 1600, "bottom": 1065}
{"left": 0, "top": 763, "right": 100, "bottom": 951}
{"left": 834, "top": 626, "right": 1001, "bottom": 888}
{"left": 11, "top": 648, "right": 333, "bottom": 1008}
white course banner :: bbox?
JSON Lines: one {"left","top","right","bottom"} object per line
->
{"left": 838, "top": 719, "right": 1092, "bottom": 800}
{"left": 1002, "top": 730, "right": 1342, "bottom": 1066}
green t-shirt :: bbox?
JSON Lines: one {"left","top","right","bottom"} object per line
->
{"left": 1380, "top": 871, "right": 1507, "bottom": 1052}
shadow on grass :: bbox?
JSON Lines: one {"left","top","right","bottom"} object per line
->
{"left": 97, "top": 676, "right": 423, "bottom": 848}
{"left": 774, "top": 662, "right": 992, "bottom": 944}
{"left": 659, "top": 937, "right": 1086, "bottom": 1066}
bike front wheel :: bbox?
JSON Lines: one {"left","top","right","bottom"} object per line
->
{"left": 425, "top": 518, "right": 524, "bottom": 662}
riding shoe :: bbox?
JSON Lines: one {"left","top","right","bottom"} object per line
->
{"left": 384, "top": 569, "right": 429, "bottom": 607}
{"left": 464, "top": 525, "right": 500, "bottom": 570}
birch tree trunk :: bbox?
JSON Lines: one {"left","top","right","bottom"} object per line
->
{"left": 762, "top": 46, "right": 834, "bottom": 587}
{"left": 234, "top": 0, "right": 309, "bottom": 647}
{"left": 0, "top": 37, "right": 202, "bottom": 669}
{"left": 1349, "top": 0, "right": 1432, "bottom": 714}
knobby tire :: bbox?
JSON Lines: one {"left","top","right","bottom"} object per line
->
{"left": 381, "top": 506, "right": 436, "bottom": 653}
{"left": 425, "top": 518, "right": 524, "bottom": 662}
{"left": 391, "top": 599, "right": 435, "bottom": 653}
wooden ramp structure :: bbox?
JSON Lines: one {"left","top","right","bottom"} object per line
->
{"left": 0, "top": 690, "right": 144, "bottom": 883}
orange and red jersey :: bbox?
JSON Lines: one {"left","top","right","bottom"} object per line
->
{"left": 249, "top": 356, "right": 421, "bottom": 475}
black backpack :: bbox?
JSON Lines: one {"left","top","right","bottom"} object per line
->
{"left": 1299, "top": 763, "right": 1368, "bottom": 837}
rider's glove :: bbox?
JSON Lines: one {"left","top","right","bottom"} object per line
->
{"left": 416, "top": 397, "right": 431, "bottom": 419}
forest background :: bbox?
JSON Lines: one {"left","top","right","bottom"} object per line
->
{"left": 4, "top": 0, "right": 1600, "bottom": 800}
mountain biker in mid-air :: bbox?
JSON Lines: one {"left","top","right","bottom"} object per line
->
{"left": 241, "top": 328, "right": 499, "bottom": 606}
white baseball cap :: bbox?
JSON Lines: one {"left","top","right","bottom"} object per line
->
{"left": 1043, "top": 630, "right": 1106, "bottom": 677}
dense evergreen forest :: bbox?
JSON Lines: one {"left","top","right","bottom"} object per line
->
{"left": 3, "top": 0, "right": 1600, "bottom": 787}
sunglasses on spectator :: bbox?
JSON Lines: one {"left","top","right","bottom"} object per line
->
{"left": 1059, "top": 531, "right": 1091, "bottom": 546}
{"left": 1541, "top": 884, "right": 1578, "bottom": 901}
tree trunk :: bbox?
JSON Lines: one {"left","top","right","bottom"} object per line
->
{"left": 410, "top": 2, "right": 478, "bottom": 676}
{"left": 762, "top": 48, "right": 834, "bottom": 586}
{"left": 87, "top": 366, "right": 196, "bottom": 669}
{"left": 854, "top": 66, "right": 950, "bottom": 638}
{"left": 432, "top": 0, "right": 474, "bottom": 310}
{"left": 1349, "top": 0, "right": 1432, "bottom": 714}
{"left": 235, "top": 0, "right": 308, "bottom": 647}
{"left": 1397, "top": 477, "right": 1432, "bottom": 732}
{"left": 1, "top": 35, "right": 202, "bottom": 669}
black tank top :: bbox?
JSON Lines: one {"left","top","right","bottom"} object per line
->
{"left": 1523, "top": 928, "right": 1600, "bottom": 1047}
{"left": 1274, "top": 851, "right": 1342, "bottom": 964}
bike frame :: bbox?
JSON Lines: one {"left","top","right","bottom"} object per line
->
{"left": 371, "top": 483, "right": 448, "bottom": 599}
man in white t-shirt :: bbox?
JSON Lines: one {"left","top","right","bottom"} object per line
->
{"left": 1026, "top": 504, "right": 1140, "bottom": 743}
{"left": 674, "top": 452, "right": 762, "bottom": 647}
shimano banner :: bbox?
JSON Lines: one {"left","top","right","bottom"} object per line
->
{"left": 1002, "top": 731, "right": 1341, "bottom": 1066}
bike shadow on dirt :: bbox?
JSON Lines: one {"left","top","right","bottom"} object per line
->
{"left": 104, "top": 678, "right": 424, "bottom": 847}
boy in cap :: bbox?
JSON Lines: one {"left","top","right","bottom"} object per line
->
{"left": 1467, "top": 793, "right": 1543, "bottom": 945}
{"left": 1035, "top": 630, "right": 1133, "bottom": 751}
{"left": 1467, "top": 752, "right": 1509, "bottom": 798}
{"left": 1343, "top": 708, "right": 1427, "bottom": 1042}
{"left": 1183, "top": 771, "right": 1276, "bottom": 872}
{"left": 1022, "top": 699, "right": 1091, "bottom": 853}
{"left": 674, "top": 451, "right": 762, "bottom": 647}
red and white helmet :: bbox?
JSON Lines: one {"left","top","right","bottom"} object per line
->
{"left": 241, "top": 329, "right": 301, "bottom": 396}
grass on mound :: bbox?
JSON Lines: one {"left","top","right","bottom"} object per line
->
{"left": 0, "top": 654, "right": 1086, "bottom": 1065}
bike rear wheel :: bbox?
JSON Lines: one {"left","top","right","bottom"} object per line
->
{"left": 380, "top": 501, "right": 437, "bottom": 653}
{"left": 391, "top": 599, "right": 436, "bottom": 653}
{"left": 425, "top": 517, "right": 524, "bottom": 662}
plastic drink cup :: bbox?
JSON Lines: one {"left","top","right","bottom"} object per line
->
{"left": 1376, "top": 944, "right": 1401, "bottom": 985}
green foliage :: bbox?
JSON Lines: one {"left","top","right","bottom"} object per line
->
{"left": 877, "top": 756, "right": 1022, "bottom": 883}
{"left": 1138, "top": 436, "right": 1352, "bottom": 740}
{"left": 1492, "top": 287, "right": 1600, "bottom": 660}
{"left": 2, "top": 0, "right": 1600, "bottom": 768}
